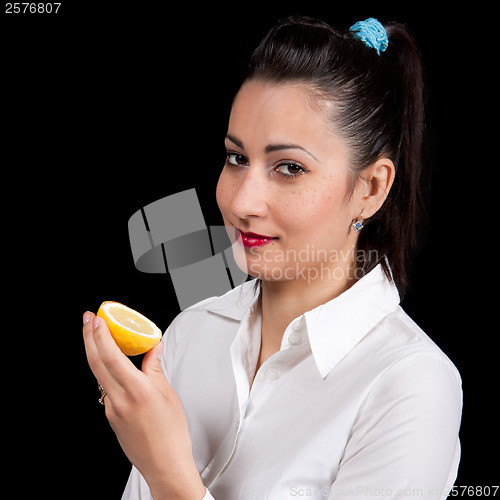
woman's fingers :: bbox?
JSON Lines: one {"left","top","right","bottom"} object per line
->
{"left": 83, "top": 312, "right": 104, "bottom": 376}
{"left": 83, "top": 311, "right": 142, "bottom": 394}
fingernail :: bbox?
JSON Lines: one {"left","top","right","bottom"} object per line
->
{"left": 83, "top": 311, "right": 92, "bottom": 325}
{"left": 92, "top": 316, "right": 100, "bottom": 330}
{"left": 154, "top": 341, "right": 164, "bottom": 360}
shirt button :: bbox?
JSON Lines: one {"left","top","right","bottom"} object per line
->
{"left": 288, "top": 331, "right": 302, "bottom": 345}
{"left": 291, "top": 318, "right": 303, "bottom": 331}
{"left": 266, "top": 368, "right": 280, "bottom": 381}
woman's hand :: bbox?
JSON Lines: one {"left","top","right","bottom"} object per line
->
{"left": 83, "top": 311, "right": 206, "bottom": 500}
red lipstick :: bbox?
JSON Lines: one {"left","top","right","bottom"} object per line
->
{"left": 236, "top": 229, "right": 277, "bottom": 248}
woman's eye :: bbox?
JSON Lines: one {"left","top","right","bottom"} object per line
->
{"left": 275, "top": 163, "right": 308, "bottom": 178}
{"left": 226, "top": 153, "right": 248, "bottom": 167}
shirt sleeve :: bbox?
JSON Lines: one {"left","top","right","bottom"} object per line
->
{"left": 329, "top": 352, "right": 462, "bottom": 500}
{"left": 121, "top": 466, "right": 215, "bottom": 500}
{"left": 121, "top": 466, "right": 151, "bottom": 499}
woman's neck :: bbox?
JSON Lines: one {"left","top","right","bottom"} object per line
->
{"left": 255, "top": 269, "right": 356, "bottom": 372}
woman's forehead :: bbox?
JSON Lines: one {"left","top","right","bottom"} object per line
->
{"left": 228, "top": 80, "right": 346, "bottom": 160}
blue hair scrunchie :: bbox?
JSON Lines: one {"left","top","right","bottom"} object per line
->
{"left": 349, "top": 18, "right": 388, "bottom": 55}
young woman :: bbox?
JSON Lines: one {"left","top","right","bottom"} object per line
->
{"left": 83, "top": 17, "right": 462, "bottom": 499}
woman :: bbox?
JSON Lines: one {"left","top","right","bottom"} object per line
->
{"left": 83, "top": 17, "right": 462, "bottom": 499}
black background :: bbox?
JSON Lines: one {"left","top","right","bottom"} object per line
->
{"left": 2, "top": 2, "right": 495, "bottom": 498}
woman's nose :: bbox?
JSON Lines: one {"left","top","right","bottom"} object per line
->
{"left": 230, "top": 167, "right": 269, "bottom": 221}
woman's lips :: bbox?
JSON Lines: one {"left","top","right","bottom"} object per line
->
{"left": 236, "top": 229, "right": 277, "bottom": 248}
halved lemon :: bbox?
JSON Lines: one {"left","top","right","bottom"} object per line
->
{"left": 96, "top": 301, "right": 162, "bottom": 356}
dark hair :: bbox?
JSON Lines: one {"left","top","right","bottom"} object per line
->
{"left": 245, "top": 16, "right": 425, "bottom": 296}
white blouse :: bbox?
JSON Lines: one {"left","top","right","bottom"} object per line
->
{"left": 122, "top": 264, "right": 462, "bottom": 499}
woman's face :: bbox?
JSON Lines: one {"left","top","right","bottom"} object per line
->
{"left": 216, "top": 80, "right": 362, "bottom": 283}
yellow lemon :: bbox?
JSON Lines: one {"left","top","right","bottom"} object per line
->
{"left": 96, "top": 301, "right": 162, "bottom": 356}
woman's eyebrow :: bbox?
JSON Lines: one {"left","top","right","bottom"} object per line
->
{"left": 225, "top": 134, "right": 245, "bottom": 150}
{"left": 226, "top": 133, "right": 319, "bottom": 162}
{"left": 264, "top": 143, "right": 319, "bottom": 162}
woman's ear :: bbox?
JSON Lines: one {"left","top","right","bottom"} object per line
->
{"left": 358, "top": 157, "right": 395, "bottom": 219}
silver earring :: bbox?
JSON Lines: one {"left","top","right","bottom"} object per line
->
{"left": 352, "top": 210, "right": 364, "bottom": 233}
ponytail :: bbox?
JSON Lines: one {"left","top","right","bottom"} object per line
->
{"left": 356, "top": 21, "right": 425, "bottom": 295}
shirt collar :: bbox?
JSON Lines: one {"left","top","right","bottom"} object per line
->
{"left": 199, "top": 280, "right": 258, "bottom": 321}
{"left": 303, "top": 264, "right": 400, "bottom": 378}
{"left": 198, "top": 263, "right": 400, "bottom": 378}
